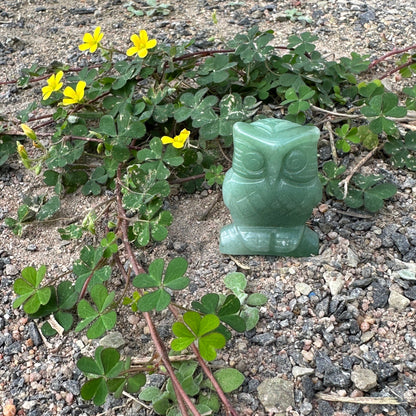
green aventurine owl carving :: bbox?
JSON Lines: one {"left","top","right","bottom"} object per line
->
{"left": 220, "top": 119, "right": 322, "bottom": 257}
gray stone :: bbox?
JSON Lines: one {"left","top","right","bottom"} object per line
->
{"left": 295, "top": 282, "right": 312, "bottom": 296}
{"left": 300, "top": 401, "right": 313, "bottom": 415}
{"left": 323, "top": 367, "right": 351, "bottom": 388}
{"left": 5, "top": 264, "right": 19, "bottom": 276}
{"left": 371, "top": 281, "right": 390, "bottom": 308}
{"left": 324, "top": 271, "right": 344, "bottom": 296}
{"left": 257, "top": 377, "right": 295, "bottom": 414}
{"left": 292, "top": 366, "right": 314, "bottom": 378}
{"left": 389, "top": 290, "right": 410, "bottom": 310}
{"left": 346, "top": 247, "right": 359, "bottom": 267}
{"left": 62, "top": 380, "right": 80, "bottom": 395}
{"left": 250, "top": 332, "right": 275, "bottom": 346}
{"left": 99, "top": 331, "right": 126, "bottom": 349}
{"left": 404, "top": 286, "right": 416, "bottom": 300}
{"left": 351, "top": 367, "right": 377, "bottom": 391}
{"left": 392, "top": 233, "right": 411, "bottom": 254}
{"left": 318, "top": 400, "right": 334, "bottom": 416}
{"left": 28, "top": 322, "right": 43, "bottom": 347}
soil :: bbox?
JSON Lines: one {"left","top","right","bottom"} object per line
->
{"left": 1, "top": 1, "right": 416, "bottom": 416}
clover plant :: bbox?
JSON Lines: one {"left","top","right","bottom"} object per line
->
{"left": 2, "top": 22, "right": 416, "bottom": 415}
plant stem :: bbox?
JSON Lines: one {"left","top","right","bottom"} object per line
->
{"left": 369, "top": 44, "right": 416, "bottom": 69}
{"left": 339, "top": 143, "right": 383, "bottom": 199}
{"left": 115, "top": 165, "right": 201, "bottom": 416}
{"left": 169, "top": 304, "right": 239, "bottom": 416}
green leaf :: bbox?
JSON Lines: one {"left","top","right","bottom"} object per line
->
{"left": 164, "top": 258, "right": 189, "bottom": 290}
{"left": 199, "top": 314, "right": 221, "bottom": 336}
{"left": 126, "top": 373, "right": 146, "bottom": 393}
{"left": 223, "top": 272, "right": 247, "bottom": 292}
{"left": 139, "top": 386, "right": 162, "bottom": 401}
{"left": 99, "top": 115, "right": 117, "bottom": 136}
{"left": 36, "top": 196, "right": 60, "bottom": 221}
{"left": 137, "top": 289, "right": 171, "bottom": 312}
{"left": 80, "top": 378, "right": 108, "bottom": 405}
{"left": 246, "top": 293, "right": 268, "bottom": 306}
{"left": 13, "top": 265, "right": 51, "bottom": 314}
{"left": 198, "top": 332, "right": 226, "bottom": 361}
{"left": 77, "top": 356, "right": 104, "bottom": 375}
{"left": 214, "top": 368, "right": 245, "bottom": 393}
{"left": 240, "top": 306, "right": 260, "bottom": 331}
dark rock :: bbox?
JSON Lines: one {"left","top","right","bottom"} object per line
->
{"left": 350, "top": 220, "right": 373, "bottom": 231}
{"left": 343, "top": 403, "right": 361, "bottom": 415}
{"left": 351, "top": 277, "right": 374, "bottom": 288}
{"left": 318, "top": 400, "right": 334, "bottom": 416}
{"left": 405, "top": 286, "right": 416, "bottom": 300}
{"left": 28, "top": 322, "right": 43, "bottom": 346}
{"left": 315, "top": 351, "right": 332, "bottom": 374}
{"left": 363, "top": 350, "right": 398, "bottom": 382}
{"left": 301, "top": 376, "right": 315, "bottom": 400}
{"left": 247, "top": 378, "right": 260, "bottom": 393}
{"left": 62, "top": 380, "right": 80, "bottom": 395}
{"left": 323, "top": 367, "right": 351, "bottom": 388}
{"left": 4, "top": 341, "right": 21, "bottom": 355}
{"left": 69, "top": 7, "right": 96, "bottom": 14}
{"left": 250, "top": 332, "right": 275, "bottom": 346}
{"left": 371, "top": 281, "right": 390, "bottom": 308}
{"left": 403, "top": 247, "right": 416, "bottom": 262}
{"left": 392, "top": 233, "right": 411, "bottom": 254}
{"left": 380, "top": 224, "right": 399, "bottom": 248}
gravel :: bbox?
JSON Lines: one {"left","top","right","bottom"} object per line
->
{"left": 2, "top": 0, "right": 416, "bottom": 415}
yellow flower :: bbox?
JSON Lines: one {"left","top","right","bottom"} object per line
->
{"left": 79, "top": 26, "right": 104, "bottom": 53}
{"left": 161, "top": 129, "right": 190, "bottom": 149}
{"left": 62, "top": 81, "right": 86, "bottom": 106}
{"left": 126, "top": 30, "right": 157, "bottom": 58}
{"left": 42, "top": 71, "right": 64, "bottom": 100}
{"left": 20, "top": 124, "right": 36, "bottom": 141}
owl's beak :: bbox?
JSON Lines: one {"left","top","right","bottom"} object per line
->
{"left": 268, "top": 165, "right": 280, "bottom": 186}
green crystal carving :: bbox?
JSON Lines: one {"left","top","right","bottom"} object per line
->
{"left": 220, "top": 119, "right": 322, "bottom": 257}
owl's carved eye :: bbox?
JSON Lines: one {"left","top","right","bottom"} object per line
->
{"left": 244, "top": 152, "right": 265, "bottom": 172}
{"left": 283, "top": 149, "right": 308, "bottom": 174}
{"left": 232, "top": 145, "right": 265, "bottom": 179}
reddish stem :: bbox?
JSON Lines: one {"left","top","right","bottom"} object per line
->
{"left": 369, "top": 44, "right": 416, "bottom": 69}
{"left": 169, "top": 305, "right": 239, "bottom": 416}
{"left": 115, "top": 166, "right": 201, "bottom": 416}
{"left": 379, "top": 56, "right": 416, "bottom": 80}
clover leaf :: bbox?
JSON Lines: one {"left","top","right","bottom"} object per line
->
{"left": 133, "top": 257, "right": 189, "bottom": 312}
{"left": 171, "top": 311, "right": 226, "bottom": 361}
{"left": 75, "top": 284, "right": 117, "bottom": 339}
{"left": 13, "top": 265, "right": 51, "bottom": 314}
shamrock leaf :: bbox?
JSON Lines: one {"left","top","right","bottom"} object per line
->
{"left": 75, "top": 284, "right": 117, "bottom": 339}
{"left": 133, "top": 258, "right": 189, "bottom": 311}
{"left": 171, "top": 312, "right": 226, "bottom": 361}
{"left": 13, "top": 265, "right": 52, "bottom": 314}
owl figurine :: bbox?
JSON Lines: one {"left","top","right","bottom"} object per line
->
{"left": 220, "top": 119, "right": 322, "bottom": 257}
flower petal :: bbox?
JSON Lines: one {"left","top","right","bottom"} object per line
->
{"left": 55, "top": 71, "right": 64, "bottom": 84}
{"left": 62, "top": 98, "right": 76, "bottom": 106}
{"left": 161, "top": 136, "right": 174, "bottom": 144}
{"left": 63, "top": 86, "right": 77, "bottom": 100}
{"left": 138, "top": 49, "right": 148, "bottom": 58}
{"left": 76, "top": 81, "right": 86, "bottom": 100}
{"left": 79, "top": 43, "right": 90, "bottom": 51}
{"left": 172, "top": 141, "right": 184, "bottom": 149}
{"left": 130, "top": 34, "right": 140, "bottom": 46}
{"left": 42, "top": 86, "right": 52, "bottom": 100}
{"left": 146, "top": 39, "right": 157, "bottom": 49}
{"left": 126, "top": 46, "right": 138, "bottom": 56}
{"left": 139, "top": 30, "right": 148, "bottom": 43}
{"left": 93, "top": 27, "right": 101, "bottom": 40}
{"left": 83, "top": 33, "right": 94, "bottom": 43}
